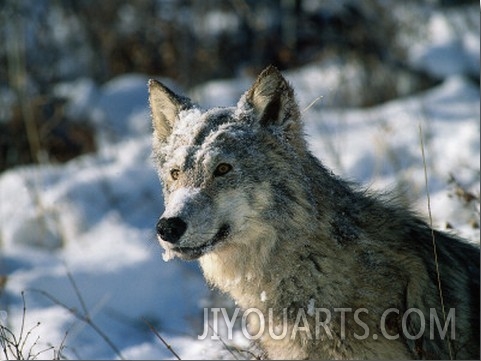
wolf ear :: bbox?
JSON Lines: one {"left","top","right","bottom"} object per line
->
{"left": 240, "top": 65, "right": 300, "bottom": 133}
{"left": 148, "top": 79, "right": 193, "bottom": 141}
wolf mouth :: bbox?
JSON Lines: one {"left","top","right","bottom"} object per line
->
{"left": 173, "top": 224, "right": 230, "bottom": 260}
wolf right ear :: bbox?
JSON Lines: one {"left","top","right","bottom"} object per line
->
{"left": 239, "top": 66, "right": 301, "bottom": 134}
{"left": 148, "top": 79, "right": 193, "bottom": 141}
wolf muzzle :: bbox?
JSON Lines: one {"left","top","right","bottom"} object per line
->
{"left": 156, "top": 215, "right": 231, "bottom": 260}
{"left": 156, "top": 217, "right": 187, "bottom": 244}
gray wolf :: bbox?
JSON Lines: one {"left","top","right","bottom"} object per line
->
{"left": 148, "top": 66, "right": 480, "bottom": 359}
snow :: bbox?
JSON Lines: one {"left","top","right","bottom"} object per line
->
{"left": 1, "top": 12, "right": 480, "bottom": 360}
{"left": 408, "top": 5, "right": 480, "bottom": 79}
{"left": 307, "top": 299, "right": 316, "bottom": 317}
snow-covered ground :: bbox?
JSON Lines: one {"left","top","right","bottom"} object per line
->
{"left": 0, "top": 9, "right": 479, "bottom": 360}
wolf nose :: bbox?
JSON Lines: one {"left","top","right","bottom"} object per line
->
{"left": 156, "top": 217, "right": 187, "bottom": 244}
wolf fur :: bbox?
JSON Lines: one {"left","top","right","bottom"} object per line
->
{"left": 149, "top": 66, "right": 480, "bottom": 359}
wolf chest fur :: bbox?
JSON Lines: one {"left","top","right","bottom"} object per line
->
{"left": 149, "top": 66, "right": 480, "bottom": 359}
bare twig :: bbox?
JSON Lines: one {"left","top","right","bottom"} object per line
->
{"left": 30, "top": 280, "right": 125, "bottom": 360}
{"left": 419, "top": 123, "right": 453, "bottom": 360}
{"left": 208, "top": 323, "right": 239, "bottom": 360}
{"left": 52, "top": 330, "right": 69, "bottom": 360}
{"left": 143, "top": 318, "right": 182, "bottom": 360}
{"left": 65, "top": 269, "right": 89, "bottom": 317}
{"left": 207, "top": 323, "right": 262, "bottom": 360}
{"left": 0, "top": 291, "right": 54, "bottom": 360}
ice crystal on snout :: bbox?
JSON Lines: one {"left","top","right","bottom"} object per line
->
{"left": 162, "top": 248, "right": 175, "bottom": 262}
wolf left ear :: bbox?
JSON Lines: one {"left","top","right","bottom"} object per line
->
{"left": 240, "top": 66, "right": 300, "bottom": 133}
{"left": 148, "top": 79, "right": 193, "bottom": 141}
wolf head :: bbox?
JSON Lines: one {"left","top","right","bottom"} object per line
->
{"left": 149, "top": 66, "right": 314, "bottom": 262}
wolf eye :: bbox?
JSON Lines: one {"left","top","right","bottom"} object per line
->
{"left": 170, "top": 169, "right": 180, "bottom": 180}
{"left": 214, "top": 163, "right": 232, "bottom": 177}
